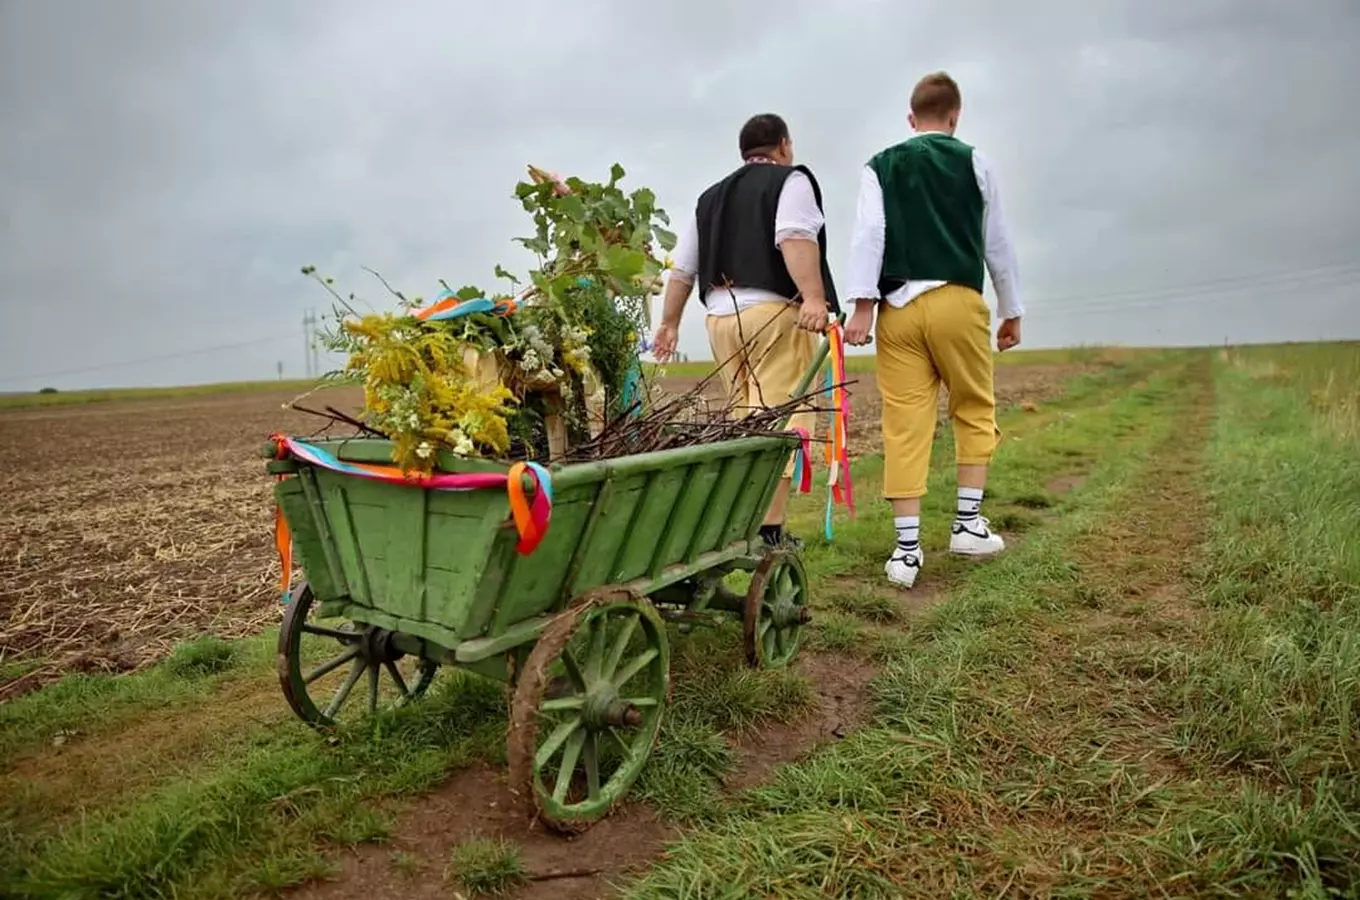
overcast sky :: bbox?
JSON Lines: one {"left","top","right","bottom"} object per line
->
{"left": 2, "top": 0, "right": 1358, "bottom": 391}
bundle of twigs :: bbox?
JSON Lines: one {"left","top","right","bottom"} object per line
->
{"left": 287, "top": 300, "right": 855, "bottom": 466}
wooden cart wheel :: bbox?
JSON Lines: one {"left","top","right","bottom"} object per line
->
{"left": 277, "top": 582, "right": 438, "bottom": 728}
{"left": 507, "top": 589, "right": 670, "bottom": 833}
{"left": 743, "top": 550, "right": 811, "bottom": 669}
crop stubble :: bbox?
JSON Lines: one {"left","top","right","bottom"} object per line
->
{"left": 0, "top": 365, "right": 1077, "bottom": 699}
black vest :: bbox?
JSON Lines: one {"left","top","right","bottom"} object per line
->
{"left": 694, "top": 163, "right": 839, "bottom": 313}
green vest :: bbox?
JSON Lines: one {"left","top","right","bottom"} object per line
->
{"left": 868, "top": 133, "right": 985, "bottom": 296}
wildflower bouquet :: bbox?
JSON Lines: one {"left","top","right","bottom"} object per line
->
{"left": 311, "top": 163, "right": 677, "bottom": 473}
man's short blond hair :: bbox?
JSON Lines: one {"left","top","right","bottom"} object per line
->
{"left": 910, "top": 71, "right": 962, "bottom": 120}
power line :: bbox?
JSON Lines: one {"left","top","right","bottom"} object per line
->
{"left": 1036, "top": 269, "right": 1360, "bottom": 317}
{"left": 1018, "top": 261, "right": 1360, "bottom": 310}
{"left": 12, "top": 333, "right": 298, "bottom": 382}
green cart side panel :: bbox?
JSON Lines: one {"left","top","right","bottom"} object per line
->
{"left": 275, "top": 434, "right": 797, "bottom": 651}
{"left": 688, "top": 453, "right": 756, "bottom": 557}
{"left": 275, "top": 477, "right": 343, "bottom": 602}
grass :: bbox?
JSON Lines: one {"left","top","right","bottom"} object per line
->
{"left": 4, "top": 342, "right": 1358, "bottom": 898}
{"left": 446, "top": 837, "right": 528, "bottom": 896}
{"left": 623, "top": 346, "right": 1360, "bottom": 898}
{"left": 0, "top": 378, "right": 324, "bottom": 409}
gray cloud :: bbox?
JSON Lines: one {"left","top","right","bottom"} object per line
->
{"left": 2, "top": 0, "right": 1357, "bottom": 390}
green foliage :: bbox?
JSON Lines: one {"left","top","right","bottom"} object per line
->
{"left": 307, "top": 162, "right": 675, "bottom": 471}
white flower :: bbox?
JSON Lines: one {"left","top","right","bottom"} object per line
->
{"left": 452, "top": 430, "right": 475, "bottom": 455}
{"left": 415, "top": 441, "right": 433, "bottom": 460}
{"left": 522, "top": 349, "right": 542, "bottom": 371}
{"left": 407, "top": 413, "right": 420, "bottom": 430}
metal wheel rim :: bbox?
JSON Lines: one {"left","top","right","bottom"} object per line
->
{"left": 277, "top": 582, "right": 438, "bottom": 728}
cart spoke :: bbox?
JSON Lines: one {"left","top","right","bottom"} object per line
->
{"left": 541, "top": 696, "right": 586, "bottom": 712}
{"left": 621, "top": 697, "right": 659, "bottom": 709}
{"left": 325, "top": 658, "right": 366, "bottom": 719}
{"left": 758, "top": 619, "right": 773, "bottom": 641}
{"left": 584, "top": 732, "right": 602, "bottom": 801}
{"left": 305, "top": 646, "right": 360, "bottom": 684}
{"left": 302, "top": 623, "right": 357, "bottom": 642}
{"left": 603, "top": 615, "right": 639, "bottom": 680}
{"left": 561, "top": 649, "right": 587, "bottom": 692}
{"left": 553, "top": 729, "right": 587, "bottom": 803}
{"left": 605, "top": 726, "right": 633, "bottom": 757}
{"left": 367, "top": 663, "right": 380, "bottom": 714}
{"left": 612, "top": 648, "right": 659, "bottom": 688}
{"left": 585, "top": 615, "right": 608, "bottom": 685}
{"left": 384, "top": 660, "right": 411, "bottom": 699}
{"left": 535, "top": 716, "right": 583, "bottom": 770}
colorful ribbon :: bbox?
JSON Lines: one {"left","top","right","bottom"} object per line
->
{"left": 413, "top": 290, "right": 517, "bottom": 322}
{"left": 823, "top": 323, "right": 856, "bottom": 539}
{"left": 269, "top": 435, "right": 553, "bottom": 600}
{"left": 788, "top": 426, "right": 813, "bottom": 494}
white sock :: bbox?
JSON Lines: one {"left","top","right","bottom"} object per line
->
{"left": 891, "top": 515, "right": 920, "bottom": 560}
{"left": 956, "top": 487, "right": 984, "bottom": 523}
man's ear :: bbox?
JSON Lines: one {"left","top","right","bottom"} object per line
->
{"left": 908, "top": 112, "right": 917, "bottom": 131}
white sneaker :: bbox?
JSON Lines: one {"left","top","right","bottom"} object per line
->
{"left": 950, "top": 516, "right": 1006, "bottom": 556}
{"left": 885, "top": 547, "right": 924, "bottom": 589}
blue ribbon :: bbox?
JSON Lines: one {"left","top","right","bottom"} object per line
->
{"left": 424, "top": 295, "right": 498, "bottom": 321}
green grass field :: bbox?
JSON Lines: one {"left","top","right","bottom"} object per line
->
{"left": 2, "top": 343, "right": 1357, "bottom": 899}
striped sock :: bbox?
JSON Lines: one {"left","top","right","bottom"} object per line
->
{"left": 891, "top": 515, "right": 921, "bottom": 561}
{"left": 956, "top": 487, "right": 985, "bottom": 524}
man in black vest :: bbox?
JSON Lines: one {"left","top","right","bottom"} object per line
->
{"left": 652, "top": 113, "right": 839, "bottom": 548}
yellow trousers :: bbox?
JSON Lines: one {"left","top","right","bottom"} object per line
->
{"left": 706, "top": 301, "right": 817, "bottom": 478}
{"left": 876, "top": 284, "right": 999, "bottom": 498}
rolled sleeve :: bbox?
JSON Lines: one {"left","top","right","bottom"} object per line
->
{"left": 844, "top": 165, "right": 886, "bottom": 300}
{"left": 772, "top": 170, "right": 824, "bottom": 247}
{"left": 667, "top": 214, "right": 699, "bottom": 285}
{"left": 973, "top": 150, "right": 1024, "bottom": 319}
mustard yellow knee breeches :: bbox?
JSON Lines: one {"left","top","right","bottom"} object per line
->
{"left": 706, "top": 301, "right": 817, "bottom": 478}
{"left": 876, "top": 284, "right": 1000, "bottom": 499}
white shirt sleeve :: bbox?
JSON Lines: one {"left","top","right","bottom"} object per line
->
{"left": 844, "top": 165, "right": 887, "bottom": 300}
{"left": 972, "top": 149, "right": 1023, "bottom": 319}
{"left": 772, "top": 170, "right": 824, "bottom": 247}
{"left": 666, "top": 213, "right": 699, "bottom": 285}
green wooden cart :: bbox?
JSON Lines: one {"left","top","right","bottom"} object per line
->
{"left": 265, "top": 346, "right": 829, "bottom": 833}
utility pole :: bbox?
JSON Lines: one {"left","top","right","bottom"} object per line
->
{"left": 302, "top": 309, "right": 318, "bottom": 378}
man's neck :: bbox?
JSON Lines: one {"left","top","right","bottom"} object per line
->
{"left": 912, "top": 124, "right": 954, "bottom": 137}
{"left": 744, "top": 155, "right": 784, "bottom": 166}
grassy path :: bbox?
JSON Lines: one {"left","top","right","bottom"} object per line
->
{"left": 623, "top": 348, "right": 1360, "bottom": 898}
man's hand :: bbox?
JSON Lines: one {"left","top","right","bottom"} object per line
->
{"left": 997, "top": 317, "right": 1021, "bottom": 352}
{"left": 845, "top": 300, "right": 875, "bottom": 346}
{"left": 796, "top": 297, "right": 829, "bottom": 333}
{"left": 652, "top": 322, "right": 679, "bottom": 362}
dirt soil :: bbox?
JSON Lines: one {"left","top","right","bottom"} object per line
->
{"left": 289, "top": 652, "right": 876, "bottom": 900}
{"left": 0, "top": 364, "right": 1082, "bottom": 698}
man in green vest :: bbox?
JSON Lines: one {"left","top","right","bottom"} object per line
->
{"left": 843, "top": 71, "right": 1025, "bottom": 589}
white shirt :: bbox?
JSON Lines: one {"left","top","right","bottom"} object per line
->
{"left": 844, "top": 133, "right": 1024, "bottom": 320}
{"left": 666, "top": 167, "right": 824, "bottom": 317}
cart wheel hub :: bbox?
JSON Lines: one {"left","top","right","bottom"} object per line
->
{"left": 360, "top": 627, "right": 406, "bottom": 665}
{"left": 582, "top": 686, "right": 640, "bottom": 729}
{"left": 771, "top": 599, "right": 807, "bottom": 629}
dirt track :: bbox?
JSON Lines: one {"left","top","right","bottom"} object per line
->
{"left": 0, "top": 364, "right": 1082, "bottom": 698}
